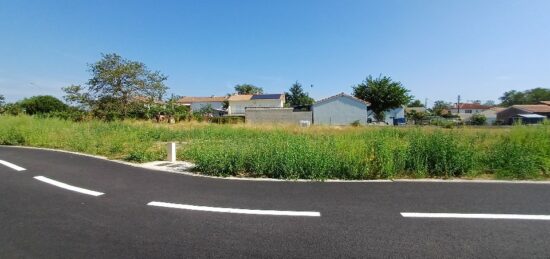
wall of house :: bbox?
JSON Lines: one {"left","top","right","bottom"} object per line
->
{"left": 190, "top": 102, "right": 224, "bottom": 112}
{"left": 312, "top": 96, "right": 368, "bottom": 125}
{"left": 228, "top": 99, "right": 283, "bottom": 115}
{"left": 450, "top": 108, "right": 486, "bottom": 114}
{"left": 245, "top": 108, "right": 312, "bottom": 124}
{"left": 497, "top": 107, "right": 528, "bottom": 124}
{"left": 368, "top": 107, "right": 405, "bottom": 125}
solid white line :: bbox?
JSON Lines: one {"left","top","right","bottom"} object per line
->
{"left": 148, "top": 201, "right": 321, "bottom": 217}
{"left": 0, "top": 160, "right": 26, "bottom": 171}
{"left": 34, "top": 176, "right": 104, "bottom": 196}
{"left": 401, "top": 212, "right": 550, "bottom": 220}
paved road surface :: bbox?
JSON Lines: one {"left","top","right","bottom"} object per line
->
{"left": 1, "top": 146, "right": 550, "bottom": 258}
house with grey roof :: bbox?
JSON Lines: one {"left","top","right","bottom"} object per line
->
{"left": 312, "top": 93, "right": 370, "bottom": 125}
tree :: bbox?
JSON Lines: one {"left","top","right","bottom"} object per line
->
{"left": 285, "top": 81, "right": 314, "bottom": 107}
{"left": 499, "top": 88, "right": 550, "bottom": 106}
{"left": 0, "top": 94, "right": 5, "bottom": 114}
{"left": 234, "top": 84, "right": 263, "bottom": 95}
{"left": 469, "top": 114, "right": 487, "bottom": 125}
{"left": 352, "top": 75, "right": 412, "bottom": 121}
{"left": 483, "top": 100, "right": 496, "bottom": 106}
{"left": 431, "top": 100, "right": 451, "bottom": 116}
{"left": 63, "top": 53, "right": 168, "bottom": 119}
{"left": 18, "top": 95, "right": 68, "bottom": 115}
{"left": 408, "top": 99, "right": 424, "bottom": 107}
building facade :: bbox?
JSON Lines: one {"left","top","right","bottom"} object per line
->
{"left": 312, "top": 93, "right": 369, "bottom": 125}
{"left": 227, "top": 94, "right": 285, "bottom": 116}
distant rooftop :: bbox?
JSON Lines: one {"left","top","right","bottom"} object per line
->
{"left": 228, "top": 94, "right": 284, "bottom": 101}
{"left": 512, "top": 104, "right": 550, "bottom": 113}
{"left": 177, "top": 96, "right": 227, "bottom": 103}
{"left": 453, "top": 103, "right": 491, "bottom": 110}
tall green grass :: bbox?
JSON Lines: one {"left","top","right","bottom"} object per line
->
{"left": 1, "top": 115, "right": 549, "bottom": 179}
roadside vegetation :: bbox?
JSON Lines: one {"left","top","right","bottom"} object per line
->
{"left": 1, "top": 115, "right": 549, "bottom": 180}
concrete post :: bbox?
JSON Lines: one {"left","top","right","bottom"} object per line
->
{"left": 167, "top": 142, "right": 176, "bottom": 162}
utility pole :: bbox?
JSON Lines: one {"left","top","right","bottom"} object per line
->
{"left": 457, "top": 95, "right": 461, "bottom": 114}
{"left": 424, "top": 98, "right": 428, "bottom": 108}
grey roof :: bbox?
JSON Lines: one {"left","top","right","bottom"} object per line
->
{"left": 313, "top": 92, "right": 370, "bottom": 106}
{"left": 251, "top": 94, "right": 284, "bottom": 100}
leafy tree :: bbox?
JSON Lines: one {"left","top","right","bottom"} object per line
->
{"left": 469, "top": 114, "right": 487, "bottom": 125}
{"left": 483, "top": 100, "right": 496, "bottom": 106}
{"left": 431, "top": 100, "right": 452, "bottom": 116}
{"left": 234, "top": 84, "right": 263, "bottom": 95}
{"left": 405, "top": 110, "right": 428, "bottom": 124}
{"left": 408, "top": 99, "right": 424, "bottom": 107}
{"left": 0, "top": 94, "right": 5, "bottom": 107}
{"left": 285, "top": 81, "right": 314, "bottom": 107}
{"left": 63, "top": 53, "right": 168, "bottom": 119}
{"left": 352, "top": 75, "right": 412, "bottom": 121}
{"left": 18, "top": 95, "right": 68, "bottom": 115}
{"left": 499, "top": 88, "right": 550, "bottom": 106}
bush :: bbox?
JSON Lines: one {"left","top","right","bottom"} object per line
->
{"left": 469, "top": 114, "right": 487, "bottom": 125}
{"left": 18, "top": 95, "right": 68, "bottom": 115}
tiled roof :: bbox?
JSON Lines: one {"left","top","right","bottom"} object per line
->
{"left": 177, "top": 96, "right": 227, "bottom": 103}
{"left": 228, "top": 94, "right": 284, "bottom": 101}
{"left": 540, "top": 101, "right": 550, "bottom": 105}
{"left": 314, "top": 92, "right": 370, "bottom": 106}
{"left": 453, "top": 103, "right": 491, "bottom": 110}
{"left": 513, "top": 104, "right": 550, "bottom": 113}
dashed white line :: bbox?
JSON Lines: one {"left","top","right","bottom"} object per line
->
{"left": 0, "top": 160, "right": 26, "bottom": 171}
{"left": 401, "top": 212, "right": 550, "bottom": 221}
{"left": 34, "top": 176, "right": 104, "bottom": 196}
{"left": 148, "top": 201, "right": 321, "bottom": 217}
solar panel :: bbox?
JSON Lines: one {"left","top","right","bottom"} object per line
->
{"left": 251, "top": 94, "right": 281, "bottom": 100}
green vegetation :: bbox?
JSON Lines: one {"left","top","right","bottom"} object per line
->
{"left": 285, "top": 81, "right": 314, "bottom": 107}
{"left": 1, "top": 115, "right": 549, "bottom": 180}
{"left": 234, "top": 84, "right": 263, "bottom": 95}
{"left": 352, "top": 75, "right": 412, "bottom": 121}
{"left": 499, "top": 88, "right": 550, "bottom": 106}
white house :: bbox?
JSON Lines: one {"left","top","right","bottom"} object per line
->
{"left": 450, "top": 103, "right": 491, "bottom": 120}
{"left": 368, "top": 107, "right": 406, "bottom": 125}
{"left": 227, "top": 94, "right": 285, "bottom": 116}
{"left": 312, "top": 93, "right": 370, "bottom": 125}
{"left": 176, "top": 96, "right": 227, "bottom": 112}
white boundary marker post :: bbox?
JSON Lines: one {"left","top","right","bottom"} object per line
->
{"left": 167, "top": 142, "right": 176, "bottom": 162}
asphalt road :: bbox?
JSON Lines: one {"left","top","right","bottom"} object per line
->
{"left": 1, "top": 146, "right": 550, "bottom": 258}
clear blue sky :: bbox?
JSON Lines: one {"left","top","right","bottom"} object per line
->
{"left": 1, "top": 0, "right": 549, "bottom": 106}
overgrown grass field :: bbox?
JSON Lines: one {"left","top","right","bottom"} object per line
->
{"left": 1, "top": 116, "right": 549, "bottom": 180}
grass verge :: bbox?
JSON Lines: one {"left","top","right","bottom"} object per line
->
{"left": 1, "top": 115, "right": 549, "bottom": 180}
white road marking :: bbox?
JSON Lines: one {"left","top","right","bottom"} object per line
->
{"left": 0, "top": 160, "right": 26, "bottom": 171}
{"left": 34, "top": 176, "right": 104, "bottom": 196}
{"left": 148, "top": 201, "right": 321, "bottom": 217}
{"left": 401, "top": 212, "right": 550, "bottom": 221}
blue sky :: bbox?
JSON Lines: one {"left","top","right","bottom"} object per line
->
{"left": 1, "top": 0, "right": 549, "bottom": 106}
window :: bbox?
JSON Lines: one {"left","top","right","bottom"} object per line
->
{"left": 465, "top": 110, "right": 472, "bottom": 113}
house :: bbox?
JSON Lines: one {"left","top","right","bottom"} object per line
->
{"left": 245, "top": 107, "right": 312, "bottom": 125}
{"left": 227, "top": 94, "right": 285, "bottom": 116}
{"left": 450, "top": 103, "right": 491, "bottom": 121}
{"left": 369, "top": 107, "right": 406, "bottom": 125}
{"left": 312, "top": 93, "right": 370, "bottom": 125}
{"left": 479, "top": 107, "right": 506, "bottom": 125}
{"left": 405, "top": 107, "right": 427, "bottom": 114}
{"left": 176, "top": 96, "right": 227, "bottom": 113}
{"left": 497, "top": 104, "right": 550, "bottom": 124}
